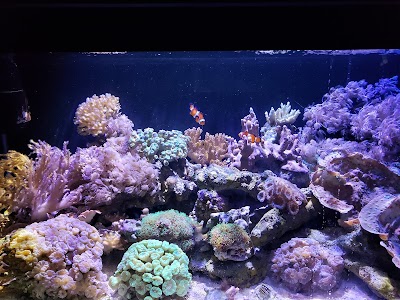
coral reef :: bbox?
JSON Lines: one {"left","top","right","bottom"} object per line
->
{"left": 109, "top": 239, "right": 192, "bottom": 299}
{"left": 0, "top": 214, "right": 110, "bottom": 299}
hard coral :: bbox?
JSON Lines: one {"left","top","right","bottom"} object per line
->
{"left": 185, "top": 127, "right": 230, "bottom": 166}
{"left": 0, "top": 214, "right": 110, "bottom": 299}
{"left": 271, "top": 237, "right": 344, "bottom": 293}
{"left": 109, "top": 239, "right": 192, "bottom": 300}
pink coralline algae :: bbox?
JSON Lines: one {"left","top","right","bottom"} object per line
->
{"left": 271, "top": 237, "right": 344, "bottom": 293}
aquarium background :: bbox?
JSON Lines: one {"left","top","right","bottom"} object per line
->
{"left": 4, "top": 50, "right": 400, "bottom": 153}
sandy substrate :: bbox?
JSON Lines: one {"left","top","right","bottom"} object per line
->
{"left": 1, "top": 252, "right": 381, "bottom": 300}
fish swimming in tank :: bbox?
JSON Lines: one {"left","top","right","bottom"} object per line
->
{"left": 0, "top": 51, "right": 400, "bottom": 300}
{"left": 189, "top": 103, "right": 205, "bottom": 125}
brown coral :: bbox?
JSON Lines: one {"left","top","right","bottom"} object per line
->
{"left": 257, "top": 176, "right": 306, "bottom": 215}
{"left": 0, "top": 151, "right": 32, "bottom": 213}
{"left": 74, "top": 93, "right": 121, "bottom": 137}
{"left": 185, "top": 127, "right": 230, "bottom": 166}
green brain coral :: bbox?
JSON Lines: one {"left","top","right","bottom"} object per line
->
{"left": 136, "top": 209, "right": 198, "bottom": 252}
{"left": 109, "top": 239, "right": 192, "bottom": 300}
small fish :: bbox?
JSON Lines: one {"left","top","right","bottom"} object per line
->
{"left": 342, "top": 218, "right": 360, "bottom": 227}
{"left": 238, "top": 131, "right": 262, "bottom": 143}
{"left": 17, "top": 108, "right": 31, "bottom": 124}
{"left": 189, "top": 103, "right": 205, "bottom": 126}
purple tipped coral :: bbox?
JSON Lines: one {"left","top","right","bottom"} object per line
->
{"left": 0, "top": 214, "right": 110, "bottom": 299}
{"left": 271, "top": 237, "right": 344, "bottom": 293}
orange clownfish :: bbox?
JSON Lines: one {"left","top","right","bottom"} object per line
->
{"left": 189, "top": 103, "right": 205, "bottom": 126}
{"left": 238, "top": 131, "right": 262, "bottom": 143}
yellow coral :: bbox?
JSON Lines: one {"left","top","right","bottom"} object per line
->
{"left": 9, "top": 229, "right": 40, "bottom": 264}
{"left": 74, "top": 93, "right": 121, "bottom": 136}
{"left": 0, "top": 151, "right": 32, "bottom": 213}
{"left": 184, "top": 127, "right": 229, "bottom": 166}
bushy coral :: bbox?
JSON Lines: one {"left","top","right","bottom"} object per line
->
{"left": 130, "top": 128, "right": 190, "bottom": 165}
{"left": 109, "top": 239, "right": 192, "bottom": 300}
{"left": 135, "top": 209, "right": 198, "bottom": 252}
{"left": 208, "top": 223, "right": 253, "bottom": 261}
{"left": 0, "top": 150, "right": 32, "bottom": 219}
{"left": 302, "top": 76, "right": 400, "bottom": 162}
{"left": 62, "top": 143, "right": 161, "bottom": 208}
{"left": 0, "top": 214, "right": 110, "bottom": 299}
{"left": 13, "top": 140, "right": 79, "bottom": 222}
{"left": 185, "top": 127, "right": 230, "bottom": 166}
{"left": 74, "top": 93, "right": 122, "bottom": 137}
{"left": 351, "top": 93, "right": 400, "bottom": 159}
{"left": 271, "top": 237, "right": 344, "bottom": 293}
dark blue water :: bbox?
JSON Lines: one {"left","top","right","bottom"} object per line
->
{"left": 9, "top": 51, "right": 400, "bottom": 152}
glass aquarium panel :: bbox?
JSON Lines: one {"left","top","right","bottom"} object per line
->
{"left": 0, "top": 50, "right": 399, "bottom": 300}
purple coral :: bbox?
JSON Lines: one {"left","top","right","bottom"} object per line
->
{"left": 271, "top": 237, "right": 344, "bottom": 293}
{"left": 0, "top": 214, "right": 110, "bottom": 299}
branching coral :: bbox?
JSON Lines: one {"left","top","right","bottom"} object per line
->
{"left": 109, "top": 239, "right": 192, "bottom": 299}
{"left": 271, "top": 237, "right": 344, "bottom": 293}
{"left": 264, "top": 101, "right": 301, "bottom": 127}
{"left": 0, "top": 214, "right": 110, "bottom": 299}
{"left": 185, "top": 127, "right": 230, "bottom": 166}
{"left": 14, "top": 140, "right": 79, "bottom": 222}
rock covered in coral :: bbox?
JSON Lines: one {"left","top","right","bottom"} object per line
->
{"left": 0, "top": 214, "right": 110, "bottom": 299}
{"left": 208, "top": 223, "right": 253, "bottom": 261}
{"left": 193, "top": 189, "right": 230, "bottom": 223}
{"left": 206, "top": 206, "right": 251, "bottom": 232}
{"left": 189, "top": 247, "right": 268, "bottom": 288}
{"left": 270, "top": 237, "right": 344, "bottom": 293}
{"left": 109, "top": 239, "right": 192, "bottom": 299}
{"left": 251, "top": 192, "right": 321, "bottom": 248}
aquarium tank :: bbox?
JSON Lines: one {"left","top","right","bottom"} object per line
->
{"left": 0, "top": 50, "right": 400, "bottom": 300}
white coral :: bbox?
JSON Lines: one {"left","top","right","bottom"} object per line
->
{"left": 265, "top": 101, "right": 300, "bottom": 126}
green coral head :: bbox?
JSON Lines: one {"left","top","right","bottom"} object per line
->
{"left": 110, "top": 239, "right": 192, "bottom": 299}
{"left": 129, "top": 128, "right": 189, "bottom": 165}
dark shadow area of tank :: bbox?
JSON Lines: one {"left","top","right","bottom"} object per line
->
{"left": 2, "top": 51, "right": 398, "bottom": 154}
